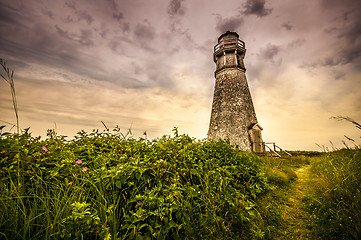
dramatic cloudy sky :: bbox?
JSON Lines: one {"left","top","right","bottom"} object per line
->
{"left": 1, "top": 0, "right": 361, "bottom": 150}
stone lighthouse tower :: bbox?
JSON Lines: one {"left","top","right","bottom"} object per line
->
{"left": 208, "top": 31, "right": 264, "bottom": 152}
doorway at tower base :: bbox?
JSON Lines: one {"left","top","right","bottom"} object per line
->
{"left": 248, "top": 123, "right": 265, "bottom": 153}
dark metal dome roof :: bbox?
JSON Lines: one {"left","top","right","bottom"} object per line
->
{"left": 218, "top": 31, "right": 239, "bottom": 42}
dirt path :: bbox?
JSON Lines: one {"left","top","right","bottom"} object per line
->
{"left": 278, "top": 165, "right": 312, "bottom": 239}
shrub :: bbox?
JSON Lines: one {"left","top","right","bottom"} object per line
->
{"left": 0, "top": 127, "right": 272, "bottom": 239}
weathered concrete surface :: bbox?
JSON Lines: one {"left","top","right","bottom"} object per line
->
{"left": 208, "top": 31, "right": 263, "bottom": 152}
{"left": 208, "top": 68, "right": 258, "bottom": 150}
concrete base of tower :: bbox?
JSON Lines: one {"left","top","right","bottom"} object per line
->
{"left": 207, "top": 123, "right": 265, "bottom": 153}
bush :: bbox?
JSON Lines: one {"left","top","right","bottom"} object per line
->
{"left": 0, "top": 127, "right": 272, "bottom": 239}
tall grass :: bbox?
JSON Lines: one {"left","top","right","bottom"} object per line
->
{"left": 0, "top": 59, "right": 19, "bottom": 134}
{"left": 304, "top": 148, "right": 361, "bottom": 239}
{"left": 304, "top": 117, "right": 361, "bottom": 239}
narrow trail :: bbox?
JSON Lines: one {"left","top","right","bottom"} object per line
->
{"left": 278, "top": 165, "right": 312, "bottom": 239}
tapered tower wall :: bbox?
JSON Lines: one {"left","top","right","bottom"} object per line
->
{"left": 208, "top": 31, "right": 263, "bottom": 152}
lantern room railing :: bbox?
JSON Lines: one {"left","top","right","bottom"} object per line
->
{"left": 214, "top": 39, "right": 245, "bottom": 52}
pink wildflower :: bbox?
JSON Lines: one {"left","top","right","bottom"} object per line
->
{"left": 42, "top": 146, "right": 48, "bottom": 152}
{"left": 76, "top": 160, "right": 82, "bottom": 165}
{"left": 159, "top": 159, "right": 164, "bottom": 162}
{"left": 82, "top": 167, "right": 88, "bottom": 172}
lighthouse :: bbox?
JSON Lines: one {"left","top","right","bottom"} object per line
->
{"left": 208, "top": 31, "right": 264, "bottom": 153}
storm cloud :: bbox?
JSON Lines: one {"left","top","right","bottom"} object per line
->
{"left": 243, "top": 0, "right": 273, "bottom": 17}
{"left": 215, "top": 16, "right": 244, "bottom": 33}
{"left": 168, "top": 0, "right": 186, "bottom": 16}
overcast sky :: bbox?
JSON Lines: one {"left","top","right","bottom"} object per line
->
{"left": 1, "top": 0, "right": 361, "bottom": 150}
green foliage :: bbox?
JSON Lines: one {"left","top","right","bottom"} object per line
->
{"left": 61, "top": 201, "right": 110, "bottom": 240}
{"left": 0, "top": 126, "right": 272, "bottom": 239}
{"left": 5, "top": 124, "right": 359, "bottom": 239}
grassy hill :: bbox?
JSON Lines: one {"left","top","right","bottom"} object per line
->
{"left": 0, "top": 126, "right": 360, "bottom": 239}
